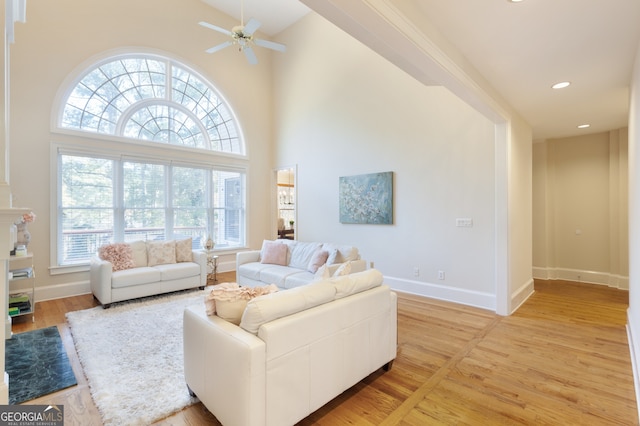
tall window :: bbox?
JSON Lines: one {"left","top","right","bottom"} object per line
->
{"left": 55, "top": 53, "right": 246, "bottom": 266}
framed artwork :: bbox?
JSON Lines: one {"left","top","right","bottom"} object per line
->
{"left": 339, "top": 171, "right": 393, "bottom": 224}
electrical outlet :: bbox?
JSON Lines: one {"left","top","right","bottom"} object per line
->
{"left": 413, "top": 267, "right": 420, "bottom": 277}
{"left": 438, "top": 270, "right": 445, "bottom": 280}
{"left": 456, "top": 218, "right": 473, "bottom": 227}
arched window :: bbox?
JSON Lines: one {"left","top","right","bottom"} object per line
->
{"left": 54, "top": 53, "right": 246, "bottom": 267}
{"left": 60, "top": 55, "right": 242, "bottom": 154}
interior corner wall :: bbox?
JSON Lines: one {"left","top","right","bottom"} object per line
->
{"left": 626, "top": 39, "right": 640, "bottom": 418}
{"left": 8, "top": 0, "right": 275, "bottom": 298}
{"left": 533, "top": 129, "right": 629, "bottom": 288}
{"left": 272, "top": 14, "right": 498, "bottom": 310}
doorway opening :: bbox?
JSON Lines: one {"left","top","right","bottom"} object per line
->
{"left": 276, "top": 166, "right": 296, "bottom": 240}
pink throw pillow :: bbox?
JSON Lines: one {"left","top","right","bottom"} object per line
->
{"left": 98, "top": 243, "right": 135, "bottom": 272}
{"left": 307, "top": 250, "right": 329, "bottom": 273}
{"left": 261, "top": 242, "right": 288, "bottom": 266}
{"left": 205, "top": 282, "right": 279, "bottom": 325}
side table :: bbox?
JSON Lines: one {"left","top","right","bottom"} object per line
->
{"left": 206, "top": 252, "right": 218, "bottom": 284}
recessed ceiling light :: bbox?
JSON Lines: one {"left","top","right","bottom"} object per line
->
{"left": 509, "top": 0, "right": 524, "bottom": 2}
{"left": 577, "top": 124, "right": 590, "bottom": 129}
{"left": 552, "top": 81, "right": 571, "bottom": 89}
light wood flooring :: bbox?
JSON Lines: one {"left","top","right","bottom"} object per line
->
{"left": 10, "top": 276, "right": 638, "bottom": 425}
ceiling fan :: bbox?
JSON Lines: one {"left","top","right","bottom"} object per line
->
{"left": 199, "top": 1, "right": 286, "bottom": 65}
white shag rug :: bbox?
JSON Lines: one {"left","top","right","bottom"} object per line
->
{"left": 66, "top": 289, "right": 207, "bottom": 425}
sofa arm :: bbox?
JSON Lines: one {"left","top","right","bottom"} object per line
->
{"left": 236, "top": 250, "right": 260, "bottom": 270}
{"left": 192, "top": 250, "right": 207, "bottom": 286}
{"left": 184, "top": 305, "right": 266, "bottom": 426}
{"left": 90, "top": 256, "right": 113, "bottom": 306}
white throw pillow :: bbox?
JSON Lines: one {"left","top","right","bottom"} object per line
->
{"left": 323, "top": 243, "right": 359, "bottom": 264}
{"left": 129, "top": 241, "right": 148, "bottom": 267}
{"left": 147, "top": 240, "right": 176, "bottom": 266}
{"left": 333, "top": 260, "right": 352, "bottom": 277}
{"left": 314, "top": 264, "right": 330, "bottom": 280}
{"left": 175, "top": 238, "right": 193, "bottom": 262}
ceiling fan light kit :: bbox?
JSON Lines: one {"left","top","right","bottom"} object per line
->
{"left": 199, "top": 2, "right": 286, "bottom": 65}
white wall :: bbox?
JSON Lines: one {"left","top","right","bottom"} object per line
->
{"left": 9, "top": 0, "right": 275, "bottom": 298}
{"left": 8, "top": 1, "right": 533, "bottom": 314}
{"left": 533, "top": 130, "right": 629, "bottom": 288}
{"left": 507, "top": 116, "right": 534, "bottom": 311}
{"left": 272, "top": 14, "right": 500, "bottom": 310}
{"left": 627, "top": 39, "right": 640, "bottom": 411}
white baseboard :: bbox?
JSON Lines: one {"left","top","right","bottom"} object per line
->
{"left": 384, "top": 276, "right": 496, "bottom": 312}
{"left": 627, "top": 309, "right": 640, "bottom": 422}
{"left": 533, "top": 267, "right": 629, "bottom": 290}
{"left": 217, "top": 260, "right": 234, "bottom": 274}
{"left": 35, "top": 280, "right": 91, "bottom": 303}
{"left": 385, "top": 276, "right": 535, "bottom": 315}
{"left": 511, "top": 278, "right": 535, "bottom": 313}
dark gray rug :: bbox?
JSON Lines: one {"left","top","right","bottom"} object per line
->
{"left": 5, "top": 326, "right": 77, "bottom": 404}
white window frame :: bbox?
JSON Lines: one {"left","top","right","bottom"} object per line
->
{"left": 50, "top": 51, "right": 248, "bottom": 273}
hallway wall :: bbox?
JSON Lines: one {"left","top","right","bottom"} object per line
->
{"left": 533, "top": 129, "right": 628, "bottom": 288}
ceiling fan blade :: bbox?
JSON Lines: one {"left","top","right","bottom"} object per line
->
{"left": 243, "top": 46, "right": 258, "bottom": 65}
{"left": 199, "top": 21, "right": 232, "bottom": 36}
{"left": 242, "top": 18, "right": 261, "bottom": 36}
{"left": 254, "top": 38, "right": 287, "bottom": 53}
{"left": 205, "top": 40, "right": 233, "bottom": 54}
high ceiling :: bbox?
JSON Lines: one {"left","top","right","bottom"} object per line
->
{"left": 200, "top": 0, "right": 310, "bottom": 36}
{"left": 202, "top": 0, "right": 640, "bottom": 140}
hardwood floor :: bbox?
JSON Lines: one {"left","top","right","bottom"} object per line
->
{"left": 11, "top": 277, "right": 638, "bottom": 425}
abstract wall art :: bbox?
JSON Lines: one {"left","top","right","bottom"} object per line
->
{"left": 339, "top": 171, "right": 393, "bottom": 224}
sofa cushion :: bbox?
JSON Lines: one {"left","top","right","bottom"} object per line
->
{"left": 261, "top": 241, "right": 288, "bottom": 266}
{"left": 175, "top": 238, "right": 193, "bottom": 262}
{"left": 282, "top": 270, "right": 316, "bottom": 289}
{"left": 147, "top": 240, "right": 176, "bottom": 266}
{"left": 289, "top": 242, "right": 322, "bottom": 269}
{"left": 111, "top": 267, "right": 162, "bottom": 288}
{"left": 323, "top": 243, "right": 359, "bottom": 264}
{"left": 259, "top": 265, "right": 303, "bottom": 288}
{"left": 238, "top": 262, "right": 273, "bottom": 281}
{"left": 154, "top": 262, "right": 200, "bottom": 281}
{"left": 314, "top": 264, "right": 330, "bottom": 281}
{"left": 331, "top": 269, "right": 383, "bottom": 299}
{"left": 333, "top": 260, "right": 352, "bottom": 277}
{"left": 129, "top": 241, "right": 148, "bottom": 267}
{"left": 240, "top": 281, "right": 337, "bottom": 334}
{"left": 98, "top": 243, "right": 135, "bottom": 271}
{"left": 307, "top": 249, "right": 328, "bottom": 273}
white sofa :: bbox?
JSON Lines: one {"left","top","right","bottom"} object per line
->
{"left": 183, "top": 269, "right": 397, "bottom": 426}
{"left": 236, "top": 240, "right": 366, "bottom": 289}
{"left": 90, "top": 240, "right": 207, "bottom": 308}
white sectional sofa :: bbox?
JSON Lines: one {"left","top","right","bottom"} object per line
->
{"left": 183, "top": 269, "right": 397, "bottom": 426}
{"left": 90, "top": 239, "right": 207, "bottom": 308}
{"left": 236, "top": 240, "right": 366, "bottom": 289}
